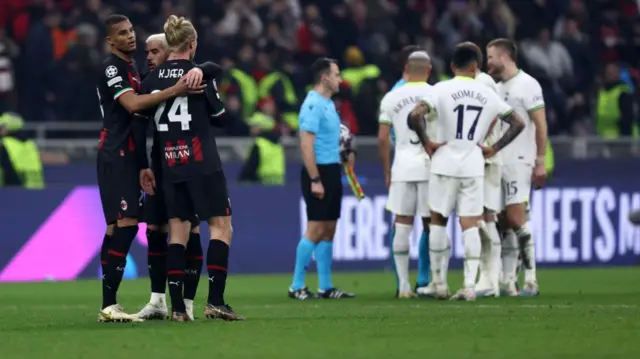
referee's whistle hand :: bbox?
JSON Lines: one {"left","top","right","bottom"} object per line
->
{"left": 311, "top": 182, "right": 325, "bottom": 199}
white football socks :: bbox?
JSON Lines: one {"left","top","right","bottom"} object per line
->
{"left": 477, "top": 220, "right": 491, "bottom": 286}
{"left": 501, "top": 229, "right": 519, "bottom": 284}
{"left": 442, "top": 241, "right": 451, "bottom": 287}
{"left": 393, "top": 223, "right": 413, "bottom": 292}
{"left": 150, "top": 292, "right": 166, "bottom": 305}
{"left": 429, "top": 224, "right": 449, "bottom": 286}
{"left": 486, "top": 221, "right": 502, "bottom": 289}
{"left": 516, "top": 221, "right": 537, "bottom": 283}
{"left": 462, "top": 227, "right": 481, "bottom": 289}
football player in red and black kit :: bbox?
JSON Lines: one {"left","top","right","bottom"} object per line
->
{"left": 96, "top": 14, "right": 205, "bottom": 322}
{"left": 135, "top": 33, "right": 225, "bottom": 321}
{"left": 138, "top": 15, "right": 242, "bottom": 322}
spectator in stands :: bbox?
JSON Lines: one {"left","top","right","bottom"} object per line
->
{"left": 436, "top": 0, "right": 484, "bottom": 49}
{"left": 296, "top": 3, "right": 328, "bottom": 65}
{"left": 552, "top": 0, "right": 589, "bottom": 39}
{"left": 21, "top": 5, "right": 57, "bottom": 123}
{"left": 53, "top": 23, "right": 101, "bottom": 122}
{"left": 0, "top": 28, "right": 19, "bottom": 113}
{"left": 522, "top": 27, "right": 574, "bottom": 84}
{"left": 557, "top": 16, "right": 594, "bottom": 134}
{"left": 216, "top": 0, "right": 264, "bottom": 39}
{"left": 1, "top": 0, "right": 633, "bottom": 142}
{"left": 481, "top": 0, "right": 517, "bottom": 40}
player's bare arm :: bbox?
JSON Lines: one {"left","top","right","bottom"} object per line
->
{"left": 377, "top": 123, "right": 392, "bottom": 188}
{"left": 485, "top": 111, "right": 525, "bottom": 158}
{"left": 117, "top": 77, "right": 205, "bottom": 114}
{"left": 530, "top": 107, "right": 548, "bottom": 188}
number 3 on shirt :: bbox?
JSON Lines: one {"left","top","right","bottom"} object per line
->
{"left": 151, "top": 90, "right": 192, "bottom": 132}
{"left": 454, "top": 104, "right": 483, "bottom": 140}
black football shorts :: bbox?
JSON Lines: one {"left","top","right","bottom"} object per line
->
{"left": 301, "top": 163, "right": 343, "bottom": 221}
{"left": 143, "top": 164, "right": 199, "bottom": 227}
{"left": 163, "top": 170, "right": 232, "bottom": 222}
{"left": 97, "top": 155, "right": 141, "bottom": 224}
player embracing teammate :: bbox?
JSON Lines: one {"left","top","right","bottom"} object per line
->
{"left": 137, "top": 15, "right": 243, "bottom": 321}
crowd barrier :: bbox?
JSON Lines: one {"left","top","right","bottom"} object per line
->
{"left": 0, "top": 160, "right": 639, "bottom": 282}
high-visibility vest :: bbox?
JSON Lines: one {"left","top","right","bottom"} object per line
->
{"left": 258, "top": 72, "right": 299, "bottom": 130}
{"left": 596, "top": 84, "right": 638, "bottom": 138}
{"left": 341, "top": 64, "right": 381, "bottom": 95}
{"left": 222, "top": 69, "right": 258, "bottom": 120}
{"left": 247, "top": 112, "right": 276, "bottom": 130}
{"left": 254, "top": 137, "right": 285, "bottom": 185}
{"left": 0, "top": 137, "right": 45, "bottom": 189}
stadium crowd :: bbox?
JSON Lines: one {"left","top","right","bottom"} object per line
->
{"left": 0, "top": 0, "right": 639, "bottom": 137}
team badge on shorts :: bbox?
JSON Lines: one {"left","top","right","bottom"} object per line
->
{"left": 121, "top": 199, "right": 128, "bottom": 211}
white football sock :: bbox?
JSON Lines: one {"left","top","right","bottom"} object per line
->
{"left": 517, "top": 221, "right": 537, "bottom": 283}
{"left": 501, "top": 229, "right": 518, "bottom": 284}
{"left": 442, "top": 241, "right": 451, "bottom": 287}
{"left": 184, "top": 298, "right": 193, "bottom": 314}
{"left": 393, "top": 223, "right": 413, "bottom": 292}
{"left": 462, "top": 227, "right": 481, "bottom": 289}
{"left": 486, "top": 221, "right": 502, "bottom": 289}
{"left": 150, "top": 292, "right": 165, "bottom": 305}
{"left": 429, "top": 224, "right": 449, "bottom": 286}
{"left": 477, "top": 220, "right": 491, "bottom": 286}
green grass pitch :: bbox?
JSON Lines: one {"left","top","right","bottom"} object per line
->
{"left": 0, "top": 268, "right": 638, "bottom": 359}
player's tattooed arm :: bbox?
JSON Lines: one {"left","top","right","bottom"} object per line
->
{"left": 407, "top": 102, "right": 431, "bottom": 150}
{"left": 492, "top": 111, "right": 525, "bottom": 152}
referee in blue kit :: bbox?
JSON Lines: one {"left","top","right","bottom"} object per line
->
{"left": 288, "top": 58, "right": 355, "bottom": 300}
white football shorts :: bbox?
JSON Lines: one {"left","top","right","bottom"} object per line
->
{"left": 484, "top": 163, "right": 502, "bottom": 212}
{"left": 501, "top": 163, "right": 532, "bottom": 206}
{"left": 387, "top": 181, "right": 431, "bottom": 217}
{"left": 428, "top": 174, "right": 483, "bottom": 217}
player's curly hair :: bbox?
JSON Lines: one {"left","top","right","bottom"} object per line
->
{"left": 163, "top": 15, "right": 196, "bottom": 53}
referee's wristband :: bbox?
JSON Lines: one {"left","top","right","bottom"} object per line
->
{"left": 310, "top": 176, "right": 321, "bottom": 183}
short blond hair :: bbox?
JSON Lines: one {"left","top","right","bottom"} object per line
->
{"left": 163, "top": 15, "right": 196, "bottom": 52}
{"left": 487, "top": 38, "right": 517, "bottom": 60}
{"left": 146, "top": 33, "right": 168, "bottom": 49}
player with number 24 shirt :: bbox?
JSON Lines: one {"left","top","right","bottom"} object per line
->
{"left": 139, "top": 60, "right": 228, "bottom": 217}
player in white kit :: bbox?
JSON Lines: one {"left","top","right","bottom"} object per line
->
{"left": 378, "top": 51, "right": 434, "bottom": 298}
{"left": 452, "top": 42, "right": 505, "bottom": 298}
{"left": 407, "top": 43, "right": 525, "bottom": 301}
{"left": 486, "top": 39, "right": 548, "bottom": 296}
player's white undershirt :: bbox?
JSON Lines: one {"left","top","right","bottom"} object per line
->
{"left": 496, "top": 70, "right": 545, "bottom": 165}
{"left": 379, "top": 82, "right": 435, "bottom": 182}
{"left": 422, "top": 76, "right": 513, "bottom": 178}
{"left": 475, "top": 71, "right": 502, "bottom": 165}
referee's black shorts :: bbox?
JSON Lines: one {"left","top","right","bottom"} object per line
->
{"left": 301, "top": 164, "right": 343, "bottom": 221}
